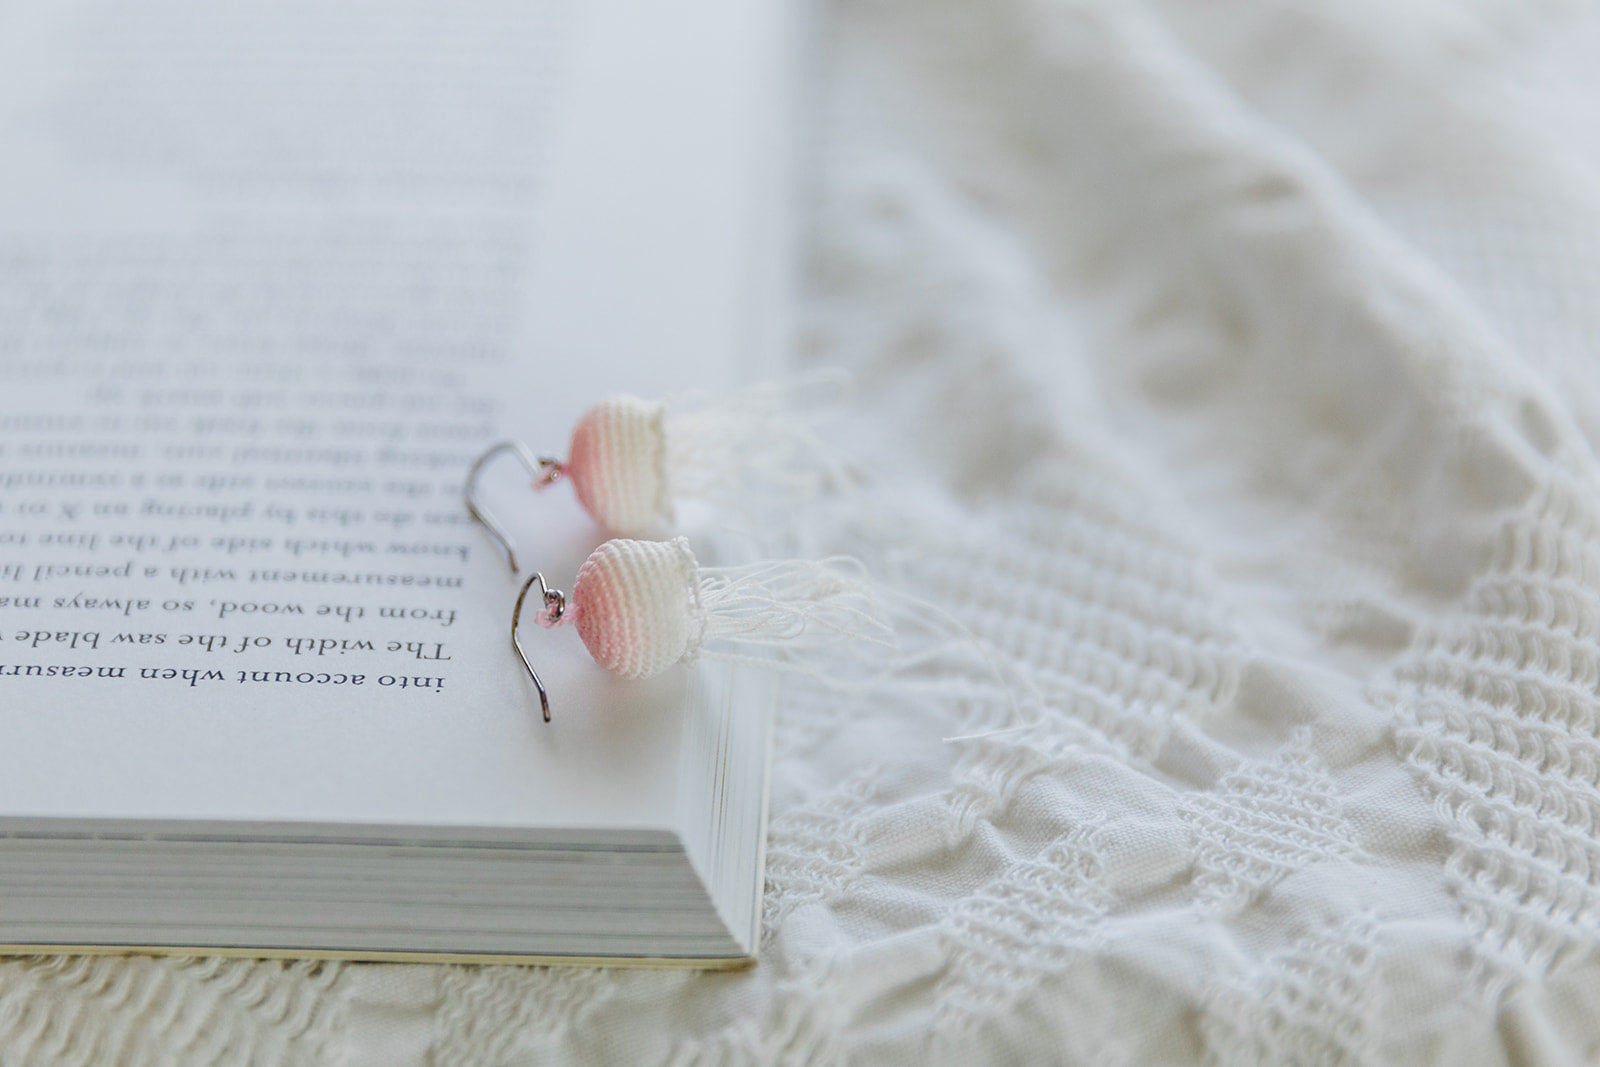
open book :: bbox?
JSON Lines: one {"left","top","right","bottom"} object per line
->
{"left": 0, "top": 0, "right": 797, "bottom": 966}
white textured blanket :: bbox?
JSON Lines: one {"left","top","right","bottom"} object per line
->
{"left": 8, "top": 0, "right": 1600, "bottom": 1062}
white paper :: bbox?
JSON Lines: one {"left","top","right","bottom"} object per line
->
{"left": 0, "top": 0, "right": 785, "bottom": 832}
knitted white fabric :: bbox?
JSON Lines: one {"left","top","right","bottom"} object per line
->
{"left": 565, "top": 395, "right": 672, "bottom": 537}
{"left": 13, "top": 2, "right": 1600, "bottom": 1064}
{"left": 572, "top": 536, "right": 701, "bottom": 679}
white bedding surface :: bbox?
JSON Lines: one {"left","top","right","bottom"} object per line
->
{"left": 7, "top": 0, "right": 1600, "bottom": 1062}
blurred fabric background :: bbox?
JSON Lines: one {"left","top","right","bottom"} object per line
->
{"left": 7, "top": 0, "right": 1600, "bottom": 1062}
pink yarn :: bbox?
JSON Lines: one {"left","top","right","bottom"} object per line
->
{"left": 564, "top": 396, "right": 672, "bottom": 537}
{"left": 573, "top": 537, "right": 703, "bottom": 679}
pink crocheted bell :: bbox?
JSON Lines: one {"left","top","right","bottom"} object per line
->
{"left": 562, "top": 396, "right": 674, "bottom": 538}
{"left": 571, "top": 537, "right": 702, "bottom": 679}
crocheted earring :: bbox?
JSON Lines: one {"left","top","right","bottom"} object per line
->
{"left": 464, "top": 383, "right": 873, "bottom": 720}
{"left": 467, "top": 460, "right": 1008, "bottom": 723}
{"left": 465, "top": 383, "right": 839, "bottom": 550}
{"left": 509, "top": 537, "right": 884, "bottom": 720}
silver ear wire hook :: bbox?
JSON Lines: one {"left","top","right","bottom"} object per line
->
{"left": 464, "top": 440, "right": 565, "bottom": 574}
{"left": 511, "top": 571, "right": 567, "bottom": 723}
{"left": 465, "top": 440, "right": 570, "bottom": 721}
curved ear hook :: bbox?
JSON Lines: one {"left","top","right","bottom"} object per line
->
{"left": 464, "top": 440, "right": 566, "bottom": 574}
{"left": 510, "top": 572, "right": 567, "bottom": 723}
{"left": 466, "top": 440, "right": 571, "bottom": 722}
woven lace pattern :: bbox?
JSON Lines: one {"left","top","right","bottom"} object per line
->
{"left": 1393, "top": 476, "right": 1600, "bottom": 985}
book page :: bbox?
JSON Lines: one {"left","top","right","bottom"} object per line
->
{"left": 0, "top": 0, "right": 789, "bottom": 830}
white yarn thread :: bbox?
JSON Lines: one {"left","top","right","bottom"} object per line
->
{"left": 664, "top": 375, "right": 852, "bottom": 526}
{"left": 708, "top": 579, "right": 1031, "bottom": 727}
{"left": 696, "top": 556, "right": 894, "bottom": 654}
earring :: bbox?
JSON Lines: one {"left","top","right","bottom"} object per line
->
{"left": 468, "top": 451, "right": 1008, "bottom": 724}
{"left": 509, "top": 537, "right": 885, "bottom": 721}
{"left": 465, "top": 379, "right": 894, "bottom": 721}
{"left": 466, "top": 381, "right": 845, "bottom": 556}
